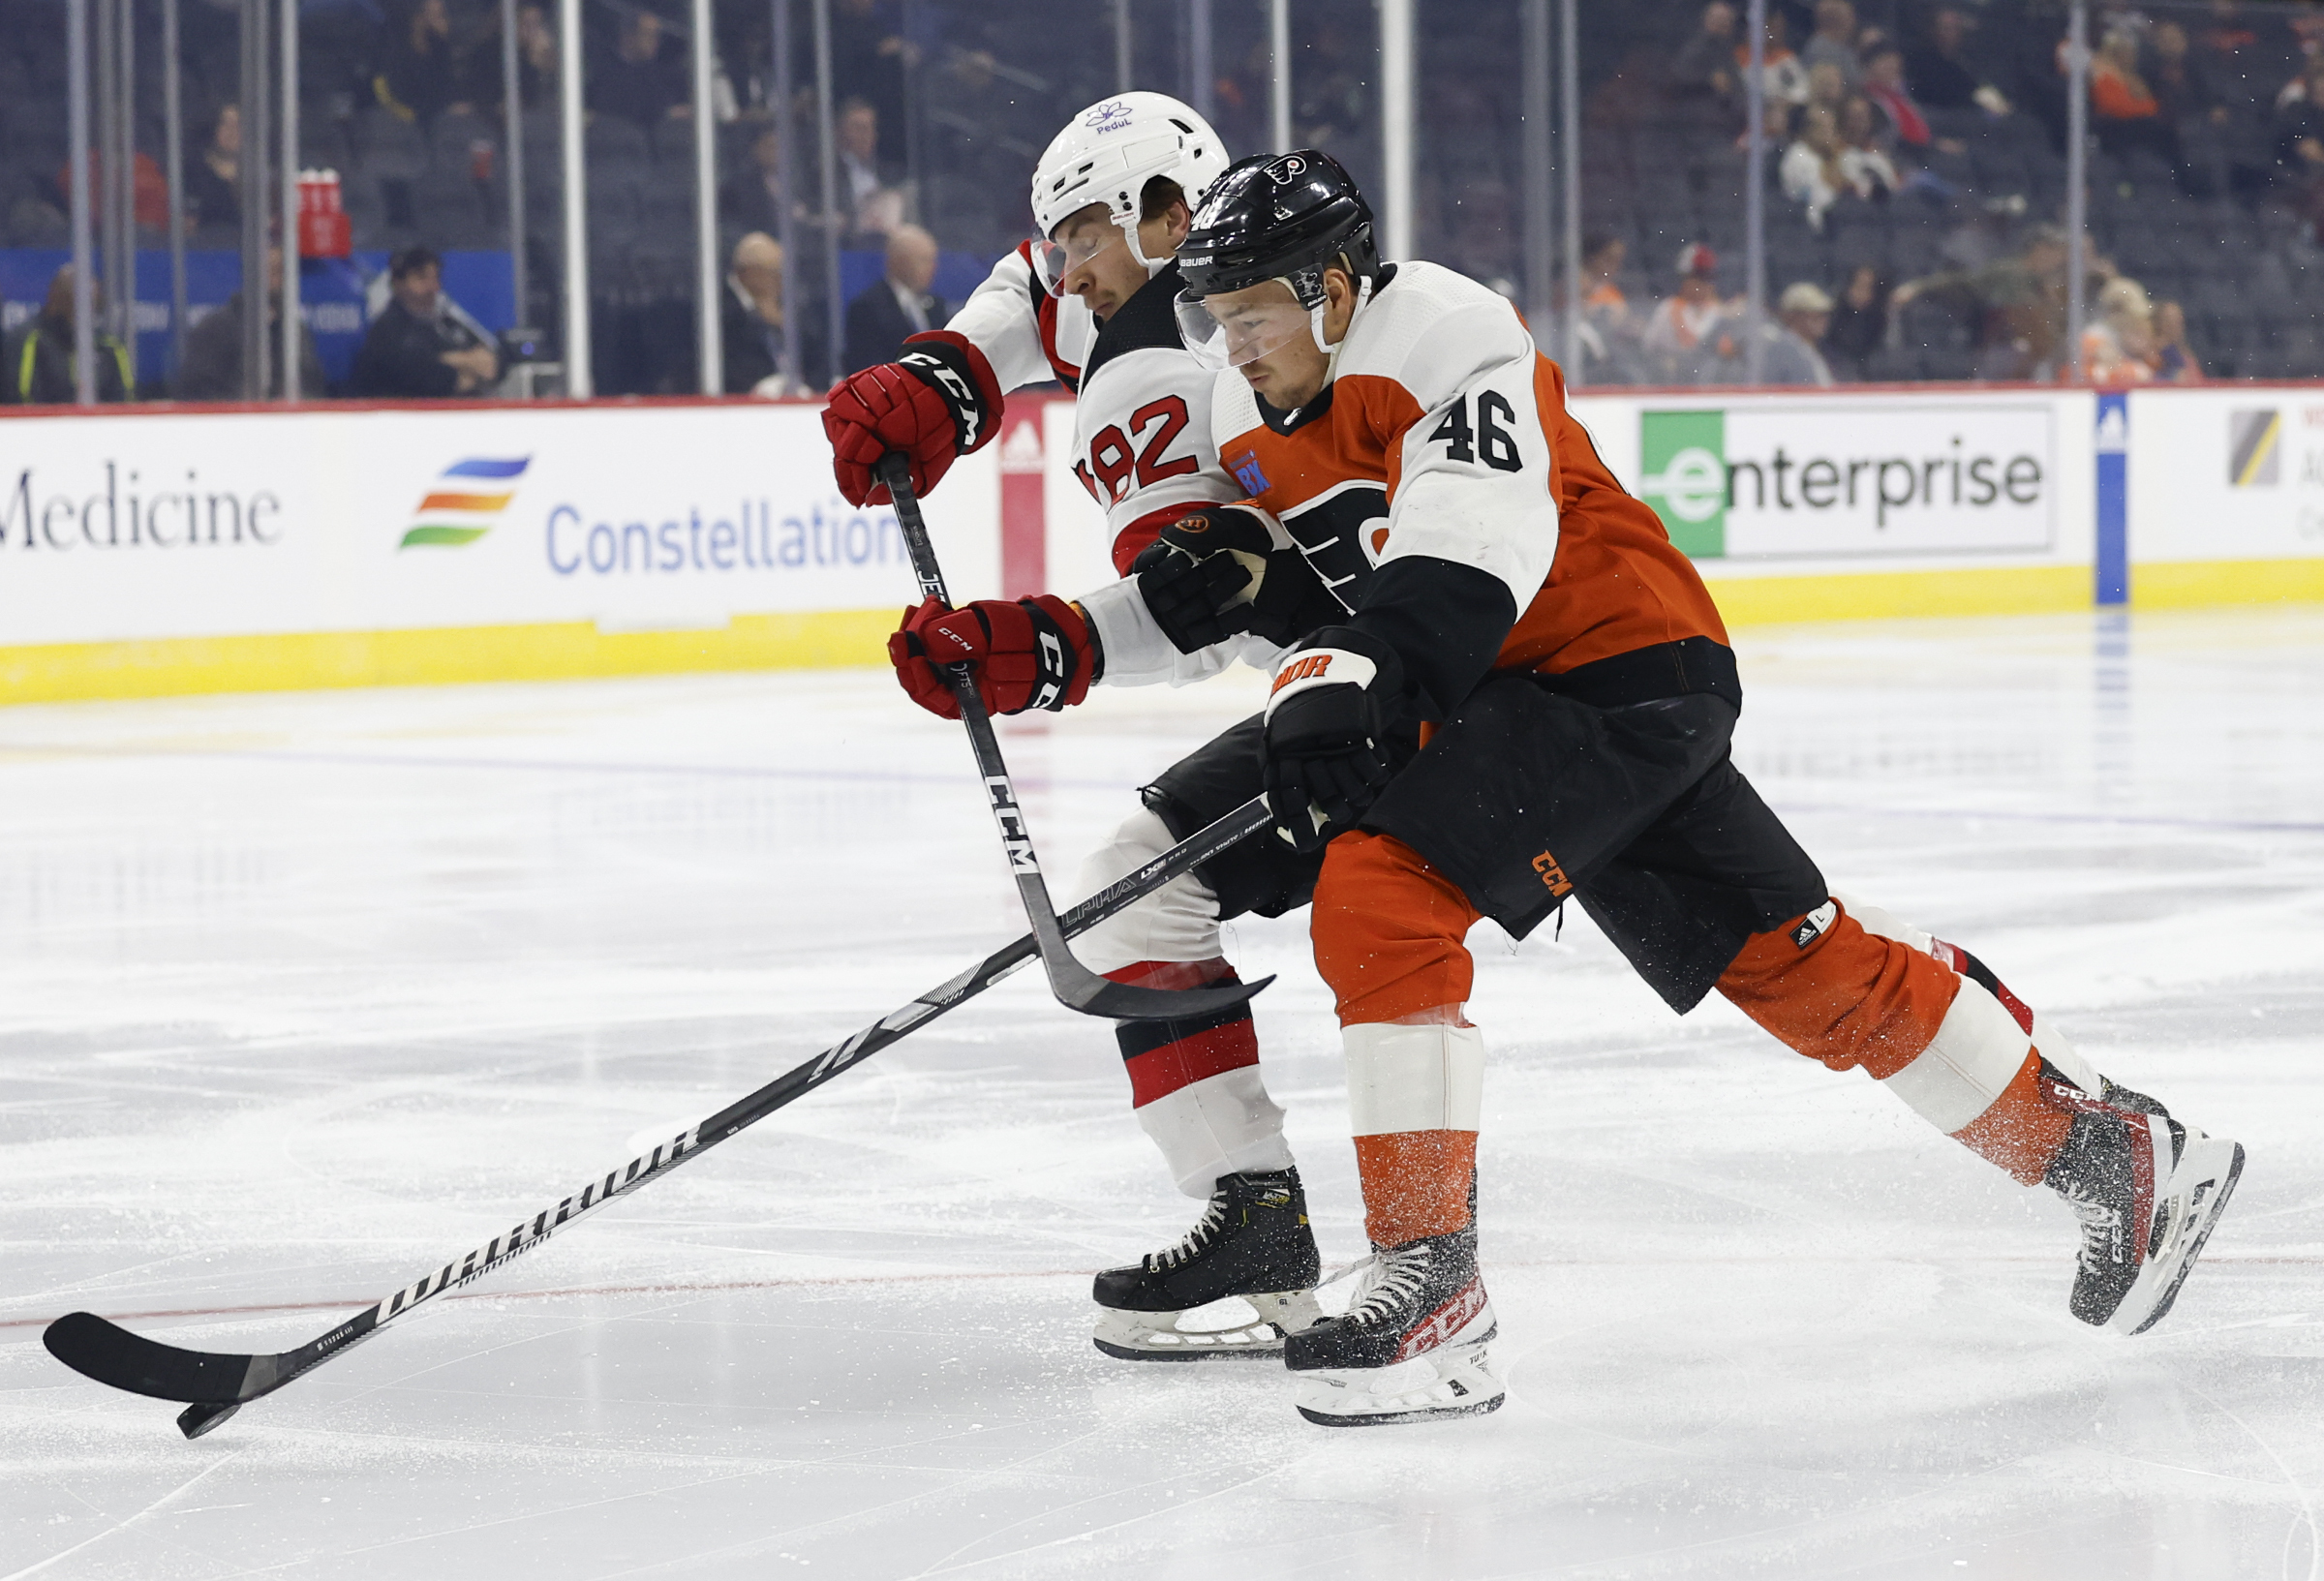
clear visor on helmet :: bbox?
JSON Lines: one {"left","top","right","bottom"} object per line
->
{"left": 1032, "top": 213, "right": 1132, "bottom": 296}
{"left": 1173, "top": 281, "right": 1315, "bottom": 371}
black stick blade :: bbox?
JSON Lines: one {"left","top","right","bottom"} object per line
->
{"left": 45, "top": 1312, "right": 256, "bottom": 1405}
{"left": 178, "top": 1401, "right": 243, "bottom": 1439}
{"left": 1067, "top": 973, "right": 1274, "bottom": 1021}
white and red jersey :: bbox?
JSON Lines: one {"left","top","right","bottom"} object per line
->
{"left": 940, "top": 246, "right": 1266, "bottom": 687}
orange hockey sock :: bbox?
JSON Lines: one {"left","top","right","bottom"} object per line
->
{"left": 1952, "top": 1051, "right": 2077, "bottom": 1185}
{"left": 1353, "top": 1130, "right": 1478, "bottom": 1247}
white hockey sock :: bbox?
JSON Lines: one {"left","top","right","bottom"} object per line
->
{"left": 1136, "top": 1068, "right": 1295, "bottom": 1197}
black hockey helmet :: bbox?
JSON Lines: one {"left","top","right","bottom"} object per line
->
{"left": 1176, "top": 149, "right": 1380, "bottom": 311}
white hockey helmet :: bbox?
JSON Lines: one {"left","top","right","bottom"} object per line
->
{"left": 1029, "top": 92, "right": 1230, "bottom": 277}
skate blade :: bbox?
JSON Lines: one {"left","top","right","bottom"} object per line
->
{"left": 2110, "top": 1134, "right": 2246, "bottom": 1336}
{"left": 1091, "top": 1290, "right": 1323, "bottom": 1362}
{"left": 1292, "top": 1342, "right": 1506, "bottom": 1427}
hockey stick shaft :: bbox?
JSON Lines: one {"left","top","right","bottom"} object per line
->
{"left": 876, "top": 453, "right": 1264, "bottom": 1021}
{"left": 47, "top": 793, "right": 1273, "bottom": 1432}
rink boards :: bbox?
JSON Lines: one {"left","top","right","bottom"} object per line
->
{"left": 1, "top": 385, "right": 2320, "bottom": 703}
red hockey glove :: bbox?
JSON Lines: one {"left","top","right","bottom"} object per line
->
{"left": 888, "top": 593, "right": 1100, "bottom": 719}
{"left": 1260, "top": 626, "right": 1406, "bottom": 852}
{"left": 822, "top": 332, "right": 1003, "bottom": 506}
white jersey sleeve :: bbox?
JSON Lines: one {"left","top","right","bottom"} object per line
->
{"left": 1370, "top": 265, "right": 1561, "bottom": 613}
{"left": 940, "top": 243, "right": 1098, "bottom": 394}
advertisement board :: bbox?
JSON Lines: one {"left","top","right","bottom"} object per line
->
{"left": 2126, "top": 386, "right": 2324, "bottom": 567}
{"left": 0, "top": 403, "right": 1000, "bottom": 654}
{"left": 5, "top": 380, "right": 2322, "bottom": 706}
{"left": 1633, "top": 401, "right": 2057, "bottom": 561}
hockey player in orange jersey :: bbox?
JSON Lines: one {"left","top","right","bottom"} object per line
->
{"left": 1148, "top": 149, "right": 2244, "bottom": 1424}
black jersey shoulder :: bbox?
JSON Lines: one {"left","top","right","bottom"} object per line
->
{"left": 1084, "top": 261, "right": 1189, "bottom": 383}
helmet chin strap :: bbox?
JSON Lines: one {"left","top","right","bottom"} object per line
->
{"left": 1119, "top": 211, "right": 1170, "bottom": 275}
{"left": 1309, "top": 275, "right": 1376, "bottom": 379}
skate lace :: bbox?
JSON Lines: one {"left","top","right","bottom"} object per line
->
{"left": 2059, "top": 1177, "right": 2125, "bottom": 1273}
{"left": 1341, "top": 1243, "right": 1432, "bottom": 1326}
{"left": 1147, "top": 1193, "right": 1228, "bottom": 1273}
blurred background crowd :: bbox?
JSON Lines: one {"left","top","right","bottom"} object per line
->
{"left": 2, "top": 0, "right": 2317, "bottom": 400}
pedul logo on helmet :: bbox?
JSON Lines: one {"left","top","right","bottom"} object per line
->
{"left": 1084, "top": 99, "right": 1134, "bottom": 133}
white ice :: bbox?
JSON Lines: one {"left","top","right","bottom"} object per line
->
{"left": 2, "top": 607, "right": 2320, "bottom": 1581}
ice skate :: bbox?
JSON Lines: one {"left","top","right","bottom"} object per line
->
{"left": 2044, "top": 1081, "right": 2245, "bottom": 1335}
{"left": 1284, "top": 1227, "right": 1505, "bottom": 1426}
{"left": 1090, "top": 1169, "right": 1323, "bottom": 1360}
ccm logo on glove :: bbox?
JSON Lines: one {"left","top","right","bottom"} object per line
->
{"left": 888, "top": 594, "right": 1098, "bottom": 720}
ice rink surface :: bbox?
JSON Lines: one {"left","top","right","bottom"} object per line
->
{"left": 1, "top": 607, "right": 2319, "bottom": 1580}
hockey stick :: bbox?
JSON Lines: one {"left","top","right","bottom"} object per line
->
{"left": 44, "top": 792, "right": 1275, "bottom": 1441}
{"left": 878, "top": 451, "right": 1268, "bottom": 1021}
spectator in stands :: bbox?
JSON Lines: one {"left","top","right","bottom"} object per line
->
{"left": 2080, "top": 276, "right": 2158, "bottom": 383}
{"left": 3, "top": 267, "right": 133, "bottom": 405}
{"left": 841, "top": 224, "right": 944, "bottom": 375}
{"left": 1822, "top": 263, "right": 1890, "bottom": 380}
{"left": 722, "top": 231, "right": 807, "bottom": 396}
{"left": 352, "top": 247, "right": 503, "bottom": 397}
{"left": 1805, "top": 60, "right": 1849, "bottom": 121}
{"left": 175, "top": 245, "right": 327, "bottom": 400}
{"left": 838, "top": 98, "right": 903, "bottom": 240}
{"left": 829, "top": 0, "right": 913, "bottom": 165}
{"left": 1906, "top": 7, "right": 2012, "bottom": 117}
{"left": 1641, "top": 242, "right": 1736, "bottom": 383}
{"left": 515, "top": 3, "right": 559, "bottom": 107}
{"left": 720, "top": 125, "right": 794, "bottom": 236}
{"left": 55, "top": 147, "right": 169, "bottom": 234}
{"left": 595, "top": 9, "right": 689, "bottom": 126}
{"left": 1580, "top": 233, "right": 1631, "bottom": 332}
{"left": 2153, "top": 298, "right": 2204, "bottom": 381}
{"left": 1729, "top": 282, "right": 1839, "bottom": 386}
{"left": 1575, "top": 234, "right": 1646, "bottom": 381}
{"left": 1861, "top": 46, "right": 1935, "bottom": 147}
{"left": 1839, "top": 97, "right": 1902, "bottom": 198}
{"left": 1891, "top": 223, "right": 2082, "bottom": 380}
{"left": 376, "top": 0, "right": 471, "bottom": 124}
{"left": 2271, "top": 55, "right": 2324, "bottom": 214}
{"left": 185, "top": 105, "right": 241, "bottom": 234}
{"left": 1781, "top": 105, "right": 1851, "bottom": 229}
{"left": 1801, "top": 1, "right": 1865, "bottom": 91}
{"left": 2149, "top": 21, "right": 2226, "bottom": 128}
{"left": 1668, "top": 1, "right": 1740, "bottom": 111}
{"left": 2092, "top": 26, "right": 2180, "bottom": 167}
{"left": 1744, "top": 10, "right": 1812, "bottom": 109}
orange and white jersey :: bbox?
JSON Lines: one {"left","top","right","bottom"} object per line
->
{"left": 945, "top": 249, "right": 1252, "bottom": 687}
{"left": 1209, "top": 259, "right": 1728, "bottom": 696}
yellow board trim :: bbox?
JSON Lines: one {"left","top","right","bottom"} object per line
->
{"left": 0, "top": 609, "right": 898, "bottom": 706}
{"left": 7, "top": 558, "right": 2321, "bottom": 706}
{"left": 2130, "top": 557, "right": 2324, "bottom": 610}
{"left": 1701, "top": 563, "right": 2093, "bottom": 625}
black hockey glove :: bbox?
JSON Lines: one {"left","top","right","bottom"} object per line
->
{"left": 1131, "top": 507, "right": 1267, "bottom": 653}
{"left": 1259, "top": 626, "right": 1408, "bottom": 852}
{"left": 1132, "top": 507, "right": 1349, "bottom": 654}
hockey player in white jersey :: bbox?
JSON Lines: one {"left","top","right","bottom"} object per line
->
{"left": 822, "top": 93, "right": 1343, "bottom": 1362}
